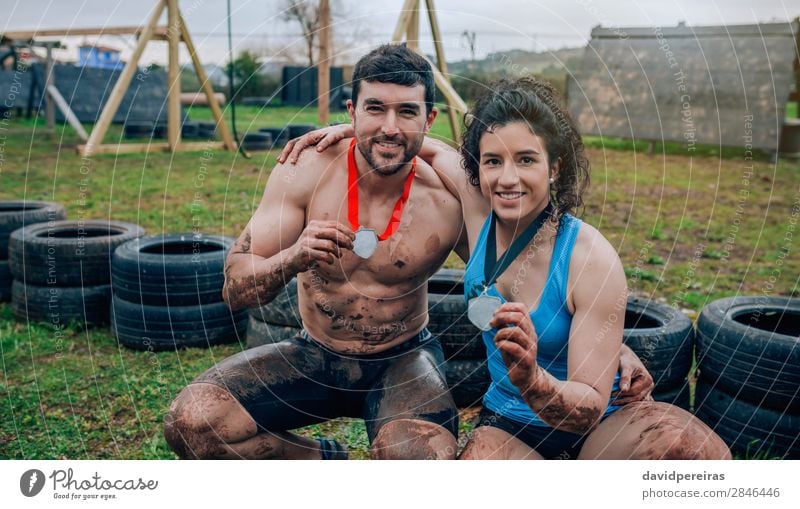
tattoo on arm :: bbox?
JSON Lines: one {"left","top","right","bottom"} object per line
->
{"left": 223, "top": 258, "right": 292, "bottom": 311}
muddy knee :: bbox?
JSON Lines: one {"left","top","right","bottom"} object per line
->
{"left": 371, "top": 419, "right": 456, "bottom": 460}
{"left": 163, "top": 383, "right": 256, "bottom": 459}
{"left": 640, "top": 421, "right": 731, "bottom": 460}
{"left": 632, "top": 404, "right": 732, "bottom": 460}
{"left": 459, "top": 427, "right": 509, "bottom": 460}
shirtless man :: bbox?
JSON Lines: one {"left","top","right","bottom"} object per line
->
{"left": 163, "top": 44, "right": 466, "bottom": 460}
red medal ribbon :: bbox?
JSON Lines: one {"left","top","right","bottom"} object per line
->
{"left": 347, "top": 138, "right": 416, "bottom": 241}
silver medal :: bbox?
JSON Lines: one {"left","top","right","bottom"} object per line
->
{"left": 467, "top": 293, "right": 503, "bottom": 331}
{"left": 352, "top": 228, "right": 379, "bottom": 259}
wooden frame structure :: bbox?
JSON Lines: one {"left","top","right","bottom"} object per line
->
{"left": 71, "top": 0, "right": 236, "bottom": 156}
{"left": 392, "top": 0, "right": 467, "bottom": 140}
{"left": 316, "top": 0, "right": 331, "bottom": 125}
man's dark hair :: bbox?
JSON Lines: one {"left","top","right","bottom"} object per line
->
{"left": 351, "top": 44, "right": 435, "bottom": 114}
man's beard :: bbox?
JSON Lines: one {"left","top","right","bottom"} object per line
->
{"left": 357, "top": 136, "right": 422, "bottom": 176}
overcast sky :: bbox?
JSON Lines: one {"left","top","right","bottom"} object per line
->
{"left": 3, "top": 0, "right": 797, "bottom": 65}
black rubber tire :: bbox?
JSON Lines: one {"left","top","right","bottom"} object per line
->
{"left": 694, "top": 379, "right": 800, "bottom": 459}
{"left": 0, "top": 260, "right": 12, "bottom": 302}
{"left": 445, "top": 359, "right": 490, "bottom": 408}
{"left": 11, "top": 279, "right": 111, "bottom": 326}
{"left": 9, "top": 220, "right": 145, "bottom": 286}
{"left": 259, "top": 127, "right": 289, "bottom": 147}
{"left": 288, "top": 124, "right": 317, "bottom": 139}
{"left": 153, "top": 123, "right": 167, "bottom": 139}
{"left": 249, "top": 279, "right": 301, "bottom": 327}
{"left": 111, "top": 295, "right": 246, "bottom": 351}
{"left": 242, "top": 141, "right": 270, "bottom": 152}
{"left": 427, "top": 269, "right": 486, "bottom": 360}
{"left": 198, "top": 130, "right": 217, "bottom": 140}
{"left": 243, "top": 133, "right": 272, "bottom": 151}
{"left": 248, "top": 131, "right": 272, "bottom": 146}
{"left": 243, "top": 133, "right": 270, "bottom": 143}
{"left": 123, "top": 121, "right": 153, "bottom": 138}
{"left": 246, "top": 316, "right": 301, "bottom": 348}
{"left": 0, "top": 201, "right": 66, "bottom": 259}
{"left": 696, "top": 296, "right": 800, "bottom": 412}
{"left": 111, "top": 233, "right": 233, "bottom": 306}
{"left": 181, "top": 122, "right": 199, "bottom": 138}
{"left": 651, "top": 379, "right": 691, "bottom": 412}
{"left": 622, "top": 296, "right": 694, "bottom": 392}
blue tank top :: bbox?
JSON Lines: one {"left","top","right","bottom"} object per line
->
{"left": 464, "top": 212, "right": 620, "bottom": 427}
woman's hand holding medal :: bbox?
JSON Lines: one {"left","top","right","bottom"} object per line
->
{"left": 490, "top": 302, "right": 542, "bottom": 394}
{"left": 288, "top": 220, "right": 355, "bottom": 271}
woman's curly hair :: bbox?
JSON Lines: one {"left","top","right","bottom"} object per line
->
{"left": 459, "top": 77, "right": 590, "bottom": 220}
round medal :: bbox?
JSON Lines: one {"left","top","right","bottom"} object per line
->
{"left": 467, "top": 294, "right": 503, "bottom": 331}
{"left": 353, "top": 228, "right": 379, "bottom": 259}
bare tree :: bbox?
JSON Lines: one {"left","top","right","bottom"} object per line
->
{"left": 279, "top": 0, "right": 363, "bottom": 67}
{"left": 281, "top": 0, "right": 322, "bottom": 66}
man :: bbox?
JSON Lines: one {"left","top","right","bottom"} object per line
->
{"left": 163, "top": 44, "right": 467, "bottom": 459}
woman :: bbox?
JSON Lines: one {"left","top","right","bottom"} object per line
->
{"left": 279, "top": 77, "right": 729, "bottom": 460}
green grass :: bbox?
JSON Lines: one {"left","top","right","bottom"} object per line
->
{"left": 787, "top": 101, "right": 798, "bottom": 118}
{"left": 1, "top": 105, "right": 799, "bottom": 459}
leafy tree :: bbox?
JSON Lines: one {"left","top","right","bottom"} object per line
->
{"left": 225, "top": 50, "right": 266, "bottom": 101}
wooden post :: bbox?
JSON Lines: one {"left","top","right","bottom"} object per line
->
{"left": 795, "top": 17, "right": 800, "bottom": 118}
{"left": 79, "top": 0, "right": 165, "bottom": 156}
{"left": 317, "top": 0, "right": 331, "bottom": 126}
{"left": 406, "top": 0, "right": 419, "bottom": 51}
{"left": 425, "top": 0, "right": 460, "bottom": 139}
{"left": 392, "top": 0, "right": 417, "bottom": 42}
{"left": 47, "top": 85, "right": 89, "bottom": 141}
{"left": 178, "top": 13, "right": 236, "bottom": 151}
{"left": 44, "top": 43, "right": 55, "bottom": 132}
{"left": 429, "top": 63, "right": 467, "bottom": 113}
{"left": 166, "top": 0, "right": 181, "bottom": 150}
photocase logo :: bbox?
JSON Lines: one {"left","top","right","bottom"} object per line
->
{"left": 20, "top": 469, "right": 45, "bottom": 497}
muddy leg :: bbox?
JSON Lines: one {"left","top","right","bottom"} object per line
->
{"left": 459, "top": 426, "right": 545, "bottom": 460}
{"left": 163, "top": 383, "right": 323, "bottom": 459}
{"left": 370, "top": 418, "right": 457, "bottom": 459}
{"left": 366, "top": 345, "right": 459, "bottom": 460}
{"left": 578, "top": 401, "right": 731, "bottom": 459}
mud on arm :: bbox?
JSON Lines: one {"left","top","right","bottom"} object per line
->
{"left": 524, "top": 233, "right": 627, "bottom": 435}
{"left": 222, "top": 163, "right": 307, "bottom": 311}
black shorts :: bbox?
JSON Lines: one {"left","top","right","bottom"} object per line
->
{"left": 476, "top": 408, "right": 588, "bottom": 460}
{"left": 194, "top": 328, "right": 458, "bottom": 442}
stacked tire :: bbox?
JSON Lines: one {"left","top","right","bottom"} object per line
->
{"left": 247, "top": 278, "right": 302, "bottom": 346}
{"left": 181, "top": 122, "right": 199, "bottom": 139}
{"left": 246, "top": 268, "right": 490, "bottom": 407}
{"left": 288, "top": 124, "right": 317, "bottom": 139}
{"left": 123, "top": 121, "right": 154, "bottom": 139}
{"left": 695, "top": 296, "right": 800, "bottom": 458}
{"left": 1, "top": 201, "right": 67, "bottom": 302}
{"left": 259, "top": 127, "right": 289, "bottom": 148}
{"left": 197, "top": 122, "right": 217, "bottom": 140}
{"left": 426, "top": 269, "right": 489, "bottom": 408}
{"left": 111, "top": 233, "right": 246, "bottom": 351}
{"left": 9, "top": 219, "right": 144, "bottom": 326}
{"left": 241, "top": 133, "right": 272, "bottom": 152}
{"left": 623, "top": 297, "right": 694, "bottom": 411}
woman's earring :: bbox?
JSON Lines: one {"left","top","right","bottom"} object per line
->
{"left": 549, "top": 177, "right": 555, "bottom": 184}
